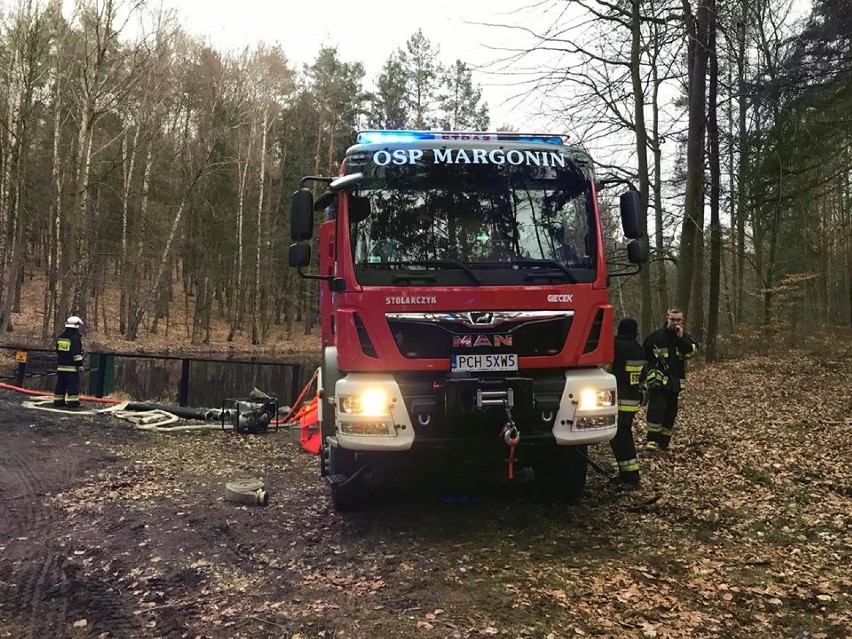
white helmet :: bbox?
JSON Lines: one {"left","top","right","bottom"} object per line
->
{"left": 65, "top": 316, "right": 84, "bottom": 329}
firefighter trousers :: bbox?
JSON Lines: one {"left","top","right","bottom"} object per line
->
{"left": 54, "top": 370, "right": 80, "bottom": 408}
{"left": 646, "top": 389, "right": 679, "bottom": 449}
{"left": 610, "top": 410, "right": 640, "bottom": 483}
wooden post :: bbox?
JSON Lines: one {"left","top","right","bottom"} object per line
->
{"left": 15, "top": 350, "right": 27, "bottom": 387}
{"left": 178, "top": 358, "right": 190, "bottom": 406}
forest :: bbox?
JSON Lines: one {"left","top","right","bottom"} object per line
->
{"left": 0, "top": 0, "right": 848, "bottom": 355}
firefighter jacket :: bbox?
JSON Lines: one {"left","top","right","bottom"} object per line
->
{"left": 56, "top": 328, "right": 85, "bottom": 372}
{"left": 613, "top": 335, "right": 646, "bottom": 413}
{"left": 643, "top": 325, "right": 698, "bottom": 393}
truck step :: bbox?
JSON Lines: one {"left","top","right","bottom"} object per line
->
{"left": 325, "top": 473, "right": 347, "bottom": 486}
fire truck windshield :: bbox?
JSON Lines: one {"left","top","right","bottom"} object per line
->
{"left": 347, "top": 147, "right": 597, "bottom": 286}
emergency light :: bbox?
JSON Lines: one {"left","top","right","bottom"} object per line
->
{"left": 356, "top": 130, "right": 566, "bottom": 146}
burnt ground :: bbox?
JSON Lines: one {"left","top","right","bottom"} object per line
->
{"left": 0, "top": 350, "right": 850, "bottom": 639}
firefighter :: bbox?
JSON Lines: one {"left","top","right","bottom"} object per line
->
{"left": 610, "top": 317, "right": 645, "bottom": 488}
{"left": 642, "top": 308, "right": 698, "bottom": 450}
{"left": 54, "top": 316, "right": 85, "bottom": 409}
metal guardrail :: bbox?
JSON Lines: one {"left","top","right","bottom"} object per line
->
{"left": 0, "top": 346, "right": 308, "bottom": 407}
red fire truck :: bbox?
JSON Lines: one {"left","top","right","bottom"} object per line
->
{"left": 289, "top": 130, "right": 646, "bottom": 510}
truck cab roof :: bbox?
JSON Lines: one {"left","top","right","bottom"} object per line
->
{"left": 345, "top": 130, "right": 595, "bottom": 177}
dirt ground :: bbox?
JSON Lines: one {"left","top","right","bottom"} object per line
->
{"left": 1, "top": 349, "right": 850, "bottom": 639}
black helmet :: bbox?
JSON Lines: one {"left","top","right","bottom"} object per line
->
{"left": 617, "top": 317, "right": 638, "bottom": 337}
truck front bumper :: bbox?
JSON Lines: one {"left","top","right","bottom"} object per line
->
{"left": 331, "top": 368, "right": 617, "bottom": 452}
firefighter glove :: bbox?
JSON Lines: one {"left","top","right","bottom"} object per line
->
{"left": 646, "top": 367, "right": 668, "bottom": 390}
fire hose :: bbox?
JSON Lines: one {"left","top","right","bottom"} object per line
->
{"left": 275, "top": 368, "right": 319, "bottom": 426}
{"left": 0, "top": 381, "right": 121, "bottom": 403}
{"left": 224, "top": 479, "right": 269, "bottom": 506}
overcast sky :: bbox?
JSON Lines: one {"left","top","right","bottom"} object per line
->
{"left": 165, "top": 0, "right": 543, "bottom": 128}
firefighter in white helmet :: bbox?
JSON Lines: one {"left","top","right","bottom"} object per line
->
{"left": 54, "top": 316, "right": 85, "bottom": 409}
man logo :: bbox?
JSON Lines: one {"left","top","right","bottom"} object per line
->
{"left": 452, "top": 334, "right": 513, "bottom": 348}
{"left": 465, "top": 312, "right": 493, "bottom": 325}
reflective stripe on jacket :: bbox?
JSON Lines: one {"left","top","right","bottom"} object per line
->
{"left": 643, "top": 326, "right": 698, "bottom": 391}
{"left": 56, "top": 328, "right": 84, "bottom": 370}
{"left": 613, "top": 336, "right": 646, "bottom": 404}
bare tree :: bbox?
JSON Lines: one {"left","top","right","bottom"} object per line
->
{"left": 675, "top": 0, "right": 711, "bottom": 315}
{"left": 0, "top": 1, "right": 57, "bottom": 333}
{"left": 61, "top": 0, "right": 152, "bottom": 331}
{"left": 479, "top": 0, "right": 685, "bottom": 332}
{"left": 706, "top": 0, "right": 721, "bottom": 359}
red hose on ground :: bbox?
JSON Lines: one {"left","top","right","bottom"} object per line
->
{"left": 3, "top": 370, "right": 320, "bottom": 412}
{"left": 0, "top": 382, "right": 121, "bottom": 404}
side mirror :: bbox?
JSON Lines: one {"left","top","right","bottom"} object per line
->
{"left": 288, "top": 241, "right": 311, "bottom": 268}
{"left": 291, "top": 189, "right": 314, "bottom": 241}
{"left": 619, "top": 191, "right": 643, "bottom": 239}
{"left": 627, "top": 238, "right": 648, "bottom": 264}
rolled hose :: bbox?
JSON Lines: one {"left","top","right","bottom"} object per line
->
{"left": 224, "top": 479, "right": 269, "bottom": 506}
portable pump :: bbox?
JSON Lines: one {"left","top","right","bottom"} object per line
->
{"left": 220, "top": 389, "right": 279, "bottom": 434}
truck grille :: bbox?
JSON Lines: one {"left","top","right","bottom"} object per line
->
{"left": 386, "top": 311, "right": 574, "bottom": 359}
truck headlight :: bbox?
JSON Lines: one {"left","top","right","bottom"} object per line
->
{"left": 577, "top": 389, "right": 614, "bottom": 411}
{"left": 339, "top": 388, "right": 390, "bottom": 416}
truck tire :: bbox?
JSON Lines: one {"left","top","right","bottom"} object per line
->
{"left": 319, "top": 348, "right": 340, "bottom": 478}
{"left": 534, "top": 444, "right": 588, "bottom": 501}
{"left": 329, "top": 445, "right": 364, "bottom": 512}
{"left": 320, "top": 347, "right": 341, "bottom": 442}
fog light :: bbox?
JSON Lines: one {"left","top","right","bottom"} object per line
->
{"left": 341, "top": 396, "right": 358, "bottom": 414}
{"left": 339, "top": 421, "right": 393, "bottom": 436}
{"left": 574, "top": 415, "right": 617, "bottom": 429}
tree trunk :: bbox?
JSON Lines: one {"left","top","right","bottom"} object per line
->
{"left": 71, "top": 108, "right": 95, "bottom": 319}
{"left": 45, "top": 77, "right": 65, "bottom": 340}
{"left": 631, "top": 0, "right": 653, "bottom": 335}
{"left": 131, "top": 169, "right": 205, "bottom": 336}
{"left": 706, "top": 0, "right": 721, "bottom": 360}
{"left": 252, "top": 108, "right": 269, "bottom": 345}
{"left": 0, "top": 48, "right": 21, "bottom": 331}
{"left": 228, "top": 121, "right": 255, "bottom": 342}
{"left": 120, "top": 126, "right": 140, "bottom": 335}
{"left": 651, "top": 42, "right": 667, "bottom": 318}
{"left": 735, "top": 5, "right": 748, "bottom": 325}
{"left": 126, "top": 145, "right": 153, "bottom": 340}
{"left": 676, "top": 0, "right": 711, "bottom": 313}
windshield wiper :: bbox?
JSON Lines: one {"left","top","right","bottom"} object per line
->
{"left": 519, "top": 259, "right": 578, "bottom": 283}
{"left": 391, "top": 273, "right": 437, "bottom": 284}
{"left": 387, "top": 260, "right": 482, "bottom": 285}
{"left": 478, "top": 259, "right": 577, "bottom": 283}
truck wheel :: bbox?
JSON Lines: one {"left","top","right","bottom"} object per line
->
{"left": 328, "top": 445, "right": 364, "bottom": 512}
{"left": 534, "top": 444, "right": 588, "bottom": 500}
{"left": 320, "top": 348, "right": 341, "bottom": 443}
{"left": 319, "top": 348, "right": 340, "bottom": 477}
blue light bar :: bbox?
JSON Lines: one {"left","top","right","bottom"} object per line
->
{"left": 356, "top": 131, "right": 426, "bottom": 144}
{"left": 356, "top": 130, "right": 566, "bottom": 146}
